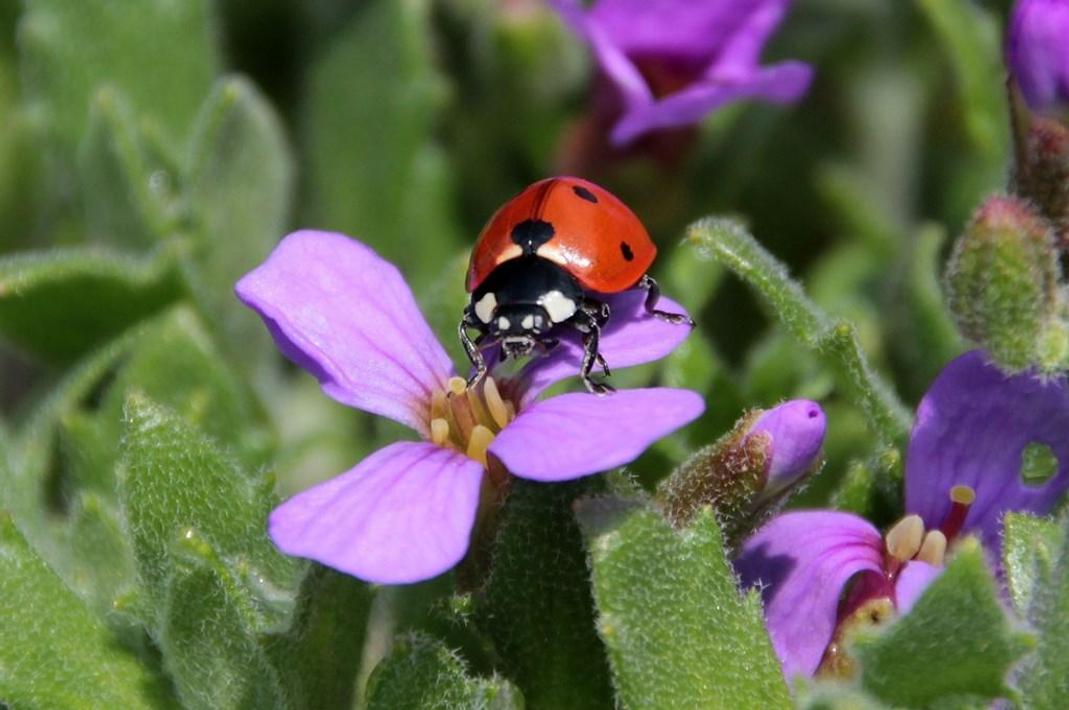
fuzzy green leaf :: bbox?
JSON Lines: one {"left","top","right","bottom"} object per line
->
{"left": 119, "top": 394, "right": 295, "bottom": 624}
{"left": 160, "top": 531, "right": 285, "bottom": 709}
{"left": 577, "top": 498, "right": 790, "bottom": 709}
{"left": 1017, "top": 515, "right": 1069, "bottom": 707}
{"left": 478, "top": 479, "right": 614, "bottom": 709}
{"left": 854, "top": 539, "right": 1031, "bottom": 706}
{"left": 365, "top": 633, "right": 521, "bottom": 710}
{"left": 20, "top": 0, "right": 218, "bottom": 155}
{"left": 186, "top": 76, "right": 293, "bottom": 359}
{"left": 304, "top": 0, "right": 460, "bottom": 287}
{"left": 77, "top": 87, "right": 182, "bottom": 249}
{"left": 0, "top": 513, "right": 168, "bottom": 708}
{"left": 103, "top": 306, "right": 273, "bottom": 470}
{"left": 265, "top": 564, "right": 374, "bottom": 710}
{"left": 1002, "top": 512, "right": 1063, "bottom": 617}
{"left": 0, "top": 247, "right": 182, "bottom": 363}
{"left": 686, "top": 217, "right": 911, "bottom": 445}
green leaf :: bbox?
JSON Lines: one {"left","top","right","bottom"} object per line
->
{"left": 0, "top": 513, "right": 169, "bottom": 708}
{"left": 63, "top": 492, "right": 136, "bottom": 614}
{"left": 854, "top": 538, "right": 1032, "bottom": 706}
{"left": 365, "top": 632, "right": 521, "bottom": 710}
{"left": 103, "top": 305, "right": 273, "bottom": 470}
{"left": 685, "top": 217, "right": 911, "bottom": 446}
{"left": 303, "top": 0, "right": 460, "bottom": 288}
{"left": 159, "top": 531, "right": 285, "bottom": 709}
{"left": 1017, "top": 515, "right": 1069, "bottom": 707}
{"left": 577, "top": 498, "right": 790, "bottom": 709}
{"left": 119, "top": 394, "right": 295, "bottom": 624}
{"left": 77, "top": 86, "right": 182, "bottom": 249}
{"left": 185, "top": 76, "right": 293, "bottom": 359}
{"left": 477, "top": 479, "right": 614, "bottom": 709}
{"left": 915, "top": 0, "right": 1006, "bottom": 160}
{"left": 265, "top": 564, "right": 374, "bottom": 710}
{"left": 20, "top": 0, "right": 219, "bottom": 156}
{"left": 0, "top": 247, "right": 182, "bottom": 363}
{"left": 1002, "top": 512, "right": 1063, "bottom": 617}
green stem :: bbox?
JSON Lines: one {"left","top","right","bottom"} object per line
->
{"left": 685, "top": 217, "right": 912, "bottom": 445}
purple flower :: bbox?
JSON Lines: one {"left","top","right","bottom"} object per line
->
{"left": 549, "top": 0, "right": 813, "bottom": 145}
{"left": 1008, "top": 0, "right": 1069, "bottom": 114}
{"left": 736, "top": 350, "right": 1069, "bottom": 679}
{"left": 237, "top": 230, "right": 703, "bottom": 584}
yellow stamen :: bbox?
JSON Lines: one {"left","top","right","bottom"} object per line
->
{"left": 430, "top": 418, "right": 450, "bottom": 446}
{"left": 430, "top": 390, "right": 447, "bottom": 419}
{"left": 916, "top": 530, "right": 947, "bottom": 566}
{"left": 950, "top": 484, "right": 976, "bottom": 506}
{"left": 483, "top": 377, "right": 511, "bottom": 429}
{"left": 466, "top": 425, "right": 495, "bottom": 467}
{"left": 448, "top": 376, "right": 467, "bottom": 396}
{"left": 885, "top": 514, "right": 924, "bottom": 562}
{"left": 466, "top": 386, "right": 492, "bottom": 432}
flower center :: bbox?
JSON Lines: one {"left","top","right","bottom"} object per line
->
{"left": 428, "top": 376, "right": 517, "bottom": 470}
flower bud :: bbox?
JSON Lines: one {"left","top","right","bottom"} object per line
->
{"left": 747, "top": 399, "right": 827, "bottom": 500}
{"left": 658, "top": 400, "right": 826, "bottom": 546}
{"left": 1011, "top": 116, "right": 1069, "bottom": 250}
{"left": 944, "top": 196, "right": 1064, "bottom": 373}
{"left": 1007, "top": 0, "right": 1069, "bottom": 115}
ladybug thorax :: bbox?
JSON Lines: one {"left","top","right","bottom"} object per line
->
{"left": 470, "top": 256, "right": 584, "bottom": 338}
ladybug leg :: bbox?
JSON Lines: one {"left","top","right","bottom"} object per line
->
{"left": 638, "top": 275, "right": 695, "bottom": 326}
{"left": 574, "top": 308, "right": 614, "bottom": 395}
{"left": 459, "top": 308, "right": 489, "bottom": 388}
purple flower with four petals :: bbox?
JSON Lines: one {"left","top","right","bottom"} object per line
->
{"left": 736, "top": 350, "right": 1069, "bottom": 679}
{"left": 1007, "top": 0, "right": 1069, "bottom": 114}
{"left": 549, "top": 0, "right": 814, "bottom": 146}
{"left": 237, "top": 230, "right": 703, "bottom": 584}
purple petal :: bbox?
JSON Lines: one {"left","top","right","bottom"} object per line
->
{"left": 749, "top": 399, "right": 827, "bottom": 494}
{"left": 611, "top": 61, "right": 813, "bottom": 145}
{"left": 514, "top": 291, "right": 693, "bottom": 401}
{"left": 236, "top": 231, "right": 454, "bottom": 434}
{"left": 489, "top": 387, "right": 704, "bottom": 481}
{"left": 905, "top": 351, "right": 1069, "bottom": 554}
{"left": 894, "top": 560, "right": 943, "bottom": 614}
{"left": 584, "top": 0, "right": 789, "bottom": 66}
{"left": 736, "top": 511, "right": 884, "bottom": 680}
{"left": 1007, "top": 0, "right": 1069, "bottom": 113}
{"left": 268, "top": 441, "right": 484, "bottom": 585}
{"left": 549, "top": 0, "right": 652, "bottom": 111}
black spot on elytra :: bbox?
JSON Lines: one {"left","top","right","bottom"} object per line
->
{"left": 572, "top": 185, "right": 598, "bottom": 203}
{"left": 511, "top": 219, "right": 555, "bottom": 254}
{"left": 620, "top": 241, "right": 634, "bottom": 261}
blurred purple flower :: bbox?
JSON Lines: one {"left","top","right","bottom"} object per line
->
{"left": 1007, "top": 0, "right": 1069, "bottom": 114}
{"left": 550, "top": 0, "right": 813, "bottom": 145}
{"left": 237, "top": 230, "right": 703, "bottom": 584}
{"left": 737, "top": 350, "right": 1069, "bottom": 679}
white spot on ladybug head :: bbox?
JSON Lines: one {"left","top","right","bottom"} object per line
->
{"left": 521, "top": 314, "right": 535, "bottom": 330}
{"left": 497, "top": 316, "right": 511, "bottom": 331}
{"left": 474, "top": 292, "right": 497, "bottom": 324}
{"left": 541, "top": 290, "right": 577, "bottom": 323}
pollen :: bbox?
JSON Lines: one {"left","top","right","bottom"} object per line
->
{"left": 427, "top": 376, "right": 518, "bottom": 467}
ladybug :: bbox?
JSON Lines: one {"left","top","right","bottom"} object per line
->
{"left": 460, "top": 176, "right": 691, "bottom": 395}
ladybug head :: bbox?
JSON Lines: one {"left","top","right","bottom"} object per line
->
{"left": 490, "top": 304, "right": 552, "bottom": 359}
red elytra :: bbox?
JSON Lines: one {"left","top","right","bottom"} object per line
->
{"left": 466, "top": 176, "right": 657, "bottom": 295}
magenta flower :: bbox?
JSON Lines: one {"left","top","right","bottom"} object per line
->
{"left": 236, "top": 231, "right": 703, "bottom": 584}
{"left": 736, "top": 350, "right": 1069, "bottom": 679}
{"left": 1007, "top": 0, "right": 1069, "bottom": 114}
{"left": 550, "top": 0, "right": 813, "bottom": 146}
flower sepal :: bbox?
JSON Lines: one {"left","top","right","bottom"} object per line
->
{"left": 659, "top": 399, "right": 825, "bottom": 547}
